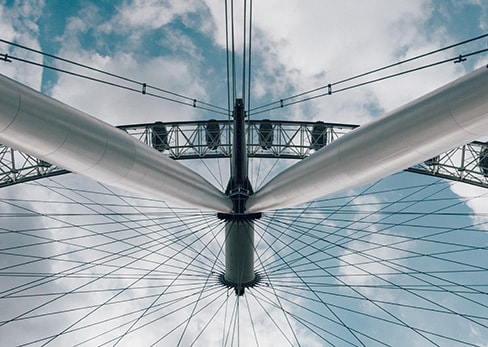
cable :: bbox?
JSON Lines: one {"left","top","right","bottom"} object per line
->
{"left": 242, "top": 0, "right": 247, "bottom": 103}
{"left": 0, "top": 38, "right": 228, "bottom": 112}
{"left": 250, "top": 46, "right": 488, "bottom": 116}
{"left": 225, "top": 0, "right": 232, "bottom": 118}
{"left": 0, "top": 39, "right": 228, "bottom": 115}
{"left": 231, "top": 0, "right": 237, "bottom": 103}
{"left": 247, "top": 0, "right": 253, "bottom": 118}
{"left": 250, "top": 32, "right": 488, "bottom": 114}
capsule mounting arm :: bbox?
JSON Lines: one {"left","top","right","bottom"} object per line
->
{"left": 247, "top": 65, "right": 488, "bottom": 212}
{"left": 0, "top": 74, "right": 233, "bottom": 212}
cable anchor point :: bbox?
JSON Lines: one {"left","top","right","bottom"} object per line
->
{"left": 454, "top": 55, "right": 467, "bottom": 64}
{"left": 1, "top": 53, "right": 12, "bottom": 63}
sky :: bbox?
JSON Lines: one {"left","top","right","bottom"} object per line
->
{"left": 1, "top": 0, "right": 488, "bottom": 346}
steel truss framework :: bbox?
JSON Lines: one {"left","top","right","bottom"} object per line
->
{"left": 1, "top": 119, "right": 487, "bottom": 189}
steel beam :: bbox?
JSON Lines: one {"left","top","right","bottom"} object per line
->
{"left": 0, "top": 73, "right": 232, "bottom": 212}
{"left": 247, "top": 65, "right": 488, "bottom": 212}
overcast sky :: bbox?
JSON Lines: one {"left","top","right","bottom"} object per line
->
{"left": 1, "top": 1, "right": 488, "bottom": 346}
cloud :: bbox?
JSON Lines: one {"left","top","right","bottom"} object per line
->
{"left": 0, "top": 175, "right": 325, "bottom": 346}
{"left": 108, "top": 0, "right": 204, "bottom": 31}
{"left": 450, "top": 181, "right": 488, "bottom": 231}
{"left": 0, "top": 0, "right": 44, "bottom": 89}
{"left": 45, "top": 2, "right": 211, "bottom": 125}
{"left": 50, "top": 52, "right": 206, "bottom": 125}
{"left": 0, "top": 182, "right": 74, "bottom": 346}
{"left": 336, "top": 194, "right": 409, "bottom": 302}
{"left": 198, "top": 0, "right": 472, "bottom": 127}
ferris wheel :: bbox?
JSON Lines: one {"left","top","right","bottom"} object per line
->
{"left": 1, "top": 3, "right": 488, "bottom": 347}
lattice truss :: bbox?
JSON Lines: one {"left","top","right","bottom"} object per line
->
{"left": 1, "top": 119, "right": 487, "bottom": 189}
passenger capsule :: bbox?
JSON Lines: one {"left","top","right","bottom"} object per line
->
{"left": 258, "top": 119, "right": 273, "bottom": 150}
{"left": 206, "top": 119, "right": 220, "bottom": 150}
{"left": 310, "top": 121, "right": 327, "bottom": 150}
{"left": 151, "top": 121, "right": 169, "bottom": 151}
{"left": 479, "top": 145, "right": 488, "bottom": 177}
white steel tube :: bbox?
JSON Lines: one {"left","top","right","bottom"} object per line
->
{"left": 0, "top": 74, "right": 232, "bottom": 212}
{"left": 247, "top": 65, "right": 488, "bottom": 212}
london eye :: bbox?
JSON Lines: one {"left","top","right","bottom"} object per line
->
{"left": 1, "top": 2, "right": 488, "bottom": 346}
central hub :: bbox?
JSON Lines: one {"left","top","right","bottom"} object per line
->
{"left": 218, "top": 272, "right": 262, "bottom": 296}
{"left": 220, "top": 99, "right": 260, "bottom": 296}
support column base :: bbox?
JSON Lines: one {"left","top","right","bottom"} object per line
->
{"left": 218, "top": 272, "right": 262, "bottom": 296}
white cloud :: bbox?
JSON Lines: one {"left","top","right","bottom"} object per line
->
{"left": 450, "top": 181, "right": 488, "bottom": 231}
{"left": 111, "top": 0, "right": 203, "bottom": 30}
{"left": 191, "top": 0, "right": 471, "bottom": 127}
{"left": 45, "top": 3, "right": 210, "bottom": 125}
{"left": 50, "top": 52, "right": 205, "bottom": 125}
{"left": 99, "top": 0, "right": 209, "bottom": 48}
{"left": 336, "top": 194, "right": 410, "bottom": 303}
{"left": 0, "top": 0, "right": 44, "bottom": 89}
